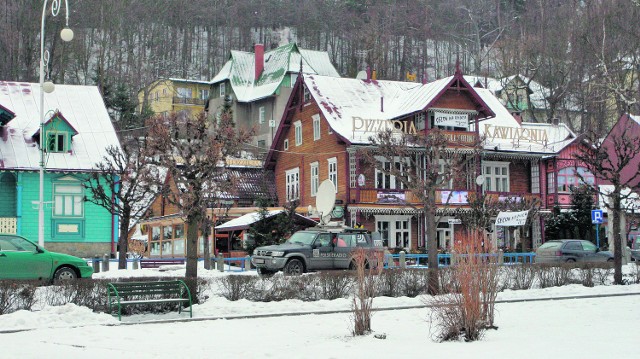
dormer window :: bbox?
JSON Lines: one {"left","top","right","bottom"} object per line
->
{"left": 47, "top": 131, "right": 68, "bottom": 152}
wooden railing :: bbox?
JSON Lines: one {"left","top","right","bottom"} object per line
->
{"left": 353, "top": 189, "right": 541, "bottom": 205}
{"left": 172, "top": 97, "right": 206, "bottom": 105}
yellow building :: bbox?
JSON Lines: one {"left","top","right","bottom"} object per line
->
{"left": 137, "top": 78, "right": 211, "bottom": 118}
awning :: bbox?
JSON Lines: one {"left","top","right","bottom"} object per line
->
{"left": 215, "top": 210, "right": 316, "bottom": 232}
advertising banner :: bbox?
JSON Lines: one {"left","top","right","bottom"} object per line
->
{"left": 495, "top": 210, "right": 530, "bottom": 226}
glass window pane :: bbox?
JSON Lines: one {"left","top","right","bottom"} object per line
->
{"left": 56, "top": 185, "right": 82, "bottom": 194}
{"left": 150, "top": 242, "right": 160, "bottom": 255}
{"left": 64, "top": 196, "right": 73, "bottom": 215}
{"left": 73, "top": 196, "right": 83, "bottom": 215}
{"left": 55, "top": 196, "right": 63, "bottom": 215}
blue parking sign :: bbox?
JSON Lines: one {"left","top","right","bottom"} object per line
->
{"left": 591, "top": 209, "right": 603, "bottom": 224}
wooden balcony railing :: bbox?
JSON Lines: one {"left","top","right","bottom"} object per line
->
{"left": 353, "top": 189, "right": 541, "bottom": 206}
{"left": 172, "top": 97, "right": 206, "bottom": 106}
{"left": 441, "top": 130, "right": 478, "bottom": 146}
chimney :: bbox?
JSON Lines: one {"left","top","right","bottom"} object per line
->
{"left": 366, "top": 66, "right": 371, "bottom": 81}
{"left": 255, "top": 44, "right": 264, "bottom": 81}
{"left": 513, "top": 112, "right": 522, "bottom": 125}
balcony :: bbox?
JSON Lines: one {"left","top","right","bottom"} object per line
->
{"left": 441, "top": 130, "right": 478, "bottom": 146}
{"left": 353, "top": 189, "right": 540, "bottom": 206}
{"left": 172, "top": 97, "right": 206, "bottom": 106}
{"left": 0, "top": 217, "right": 17, "bottom": 234}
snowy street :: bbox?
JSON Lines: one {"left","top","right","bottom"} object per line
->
{"left": 1, "top": 264, "right": 639, "bottom": 358}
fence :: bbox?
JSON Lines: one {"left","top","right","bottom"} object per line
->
{"left": 87, "top": 252, "right": 537, "bottom": 273}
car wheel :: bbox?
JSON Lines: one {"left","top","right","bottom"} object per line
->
{"left": 53, "top": 267, "right": 77, "bottom": 281}
{"left": 283, "top": 259, "right": 304, "bottom": 276}
{"left": 565, "top": 258, "right": 576, "bottom": 263}
{"left": 607, "top": 258, "right": 614, "bottom": 263}
{"left": 257, "top": 267, "right": 276, "bottom": 278}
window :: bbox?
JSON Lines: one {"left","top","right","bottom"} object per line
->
{"left": 257, "top": 140, "right": 266, "bottom": 149}
{"left": 219, "top": 83, "right": 226, "bottom": 97}
{"left": 53, "top": 181, "right": 83, "bottom": 217}
{"left": 482, "top": 161, "right": 509, "bottom": 192}
{"left": 303, "top": 86, "right": 311, "bottom": 102}
{"left": 47, "top": 132, "right": 67, "bottom": 152}
{"left": 284, "top": 139, "right": 289, "bottom": 151}
{"left": 200, "top": 89, "right": 209, "bottom": 100}
{"left": 395, "top": 219, "right": 410, "bottom": 249}
{"left": 259, "top": 106, "right": 266, "bottom": 124}
{"left": 290, "top": 74, "right": 298, "bottom": 87}
{"left": 375, "top": 157, "right": 405, "bottom": 190}
{"left": 286, "top": 168, "right": 300, "bottom": 201}
{"left": 310, "top": 162, "right": 319, "bottom": 197}
{"left": 177, "top": 87, "right": 192, "bottom": 98}
{"left": 313, "top": 115, "right": 321, "bottom": 141}
{"left": 328, "top": 157, "right": 337, "bottom": 192}
{"left": 551, "top": 167, "right": 595, "bottom": 193}
{"left": 438, "top": 159, "right": 453, "bottom": 189}
{"left": 294, "top": 120, "right": 302, "bottom": 146}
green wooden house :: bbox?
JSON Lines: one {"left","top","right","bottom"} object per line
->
{"left": 0, "top": 82, "right": 120, "bottom": 257}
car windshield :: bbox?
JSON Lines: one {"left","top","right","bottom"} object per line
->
{"left": 286, "top": 232, "right": 317, "bottom": 246}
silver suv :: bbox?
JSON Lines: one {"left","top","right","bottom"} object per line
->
{"left": 535, "top": 239, "right": 614, "bottom": 264}
{"left": 251, "top": 225, "right": 380, "bottom": 276}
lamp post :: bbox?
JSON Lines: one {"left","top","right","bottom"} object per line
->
{"left": 38, "top": 0, "right": 73, "bottom": 248}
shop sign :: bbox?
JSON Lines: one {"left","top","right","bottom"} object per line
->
{"left": 434, "top": 112, "right": 469, "bottom": 128}
{"left": 440, "top": 191, "right": 469, "bottom": 204}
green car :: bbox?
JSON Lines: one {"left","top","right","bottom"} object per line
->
{"left": 0, "top": 234, "right": 93, "bottom": 281}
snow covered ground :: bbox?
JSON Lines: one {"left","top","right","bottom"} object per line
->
{"left": 1, "top": 264, "right": 639, "bottom": 358}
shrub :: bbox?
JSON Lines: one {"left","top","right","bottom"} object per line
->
{"left": 399, "top": 269, "right": 428, "bottom": 297}
{"left": 351, "top": 247, "right": 381, "bottom": 336}
{"left": 317, "top": 271, "right": 352, "bottom": 301}
{"left": 216, "top": 275, "right": 258, "bottom": 301}
{"left": 537, "top": 264, "right": 573, "bottom": 288}
{"left": 427, "top": 231, "right": 500, "bottom": 342}
{"left": 0, "top": 281, "right": 39, "bottom": 315}
{"left": 375, "top": 269, "right": 403, "bottom": 297}
{"left": 508, "top": 264, "right": 536, "bottom": 290}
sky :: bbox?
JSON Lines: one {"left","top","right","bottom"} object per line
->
{"left": 1, "top": 264, "right": 639, "bottom": 359}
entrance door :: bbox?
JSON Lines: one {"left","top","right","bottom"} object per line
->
{"left": 436, "top": 221, "right": 452, "bottom": 251}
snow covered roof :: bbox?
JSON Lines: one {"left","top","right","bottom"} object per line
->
{"left": 306, "top": 74, "right": 472, "bottom": 144}
{"left": 215, "top": 210, "right": 316, "bottom": 231}
{"left": 210, "top": 43, "right": 340, "bottom": 102}
{"left": 167, "top": 78, "right": 211, "bottom": 85}
{"left": 468, "top": 87, "right": 576, "bottom": 154}
{"left": 0, "top": 81, "right": 121, "bottom": 171}
{"left": 598, "top": 185, "right": 640, "bottom": 213}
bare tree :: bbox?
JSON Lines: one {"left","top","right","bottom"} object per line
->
{"left": 361, "top": 128, "right": 480, "bottom": 294}
{"left": 84, "top": 137, "right": 163, "bottom": 269}
{"left": 146, "top": 106, "right": 252, "bottom": 280}
{"left": 575, "top": 117, "right": 640, "bottom": 284}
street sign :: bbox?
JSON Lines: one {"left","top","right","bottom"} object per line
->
{"left": 591, "top": 209, "right": 603, "bottom": 224}
{"left": 448, "top": 218, "right": 461, "bottom": 225}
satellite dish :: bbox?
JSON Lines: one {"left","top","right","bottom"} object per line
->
{"left": 356, "top": 70, "right": 367, "bottom": 80}
{"left": 316, "top": 179, "right": 336, "bottom": 225}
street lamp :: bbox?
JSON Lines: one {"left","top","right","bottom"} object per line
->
{"left": 38, "top": 0, "right": 73, "bottom": 248}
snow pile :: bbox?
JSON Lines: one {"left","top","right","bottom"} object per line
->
{"left": 0, "top": 303, "right": 119, "bottom": 331}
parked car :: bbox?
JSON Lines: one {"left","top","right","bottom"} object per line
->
{"left": 631, "top": 237, "right": 640, "bottom": 262}
{"left": 0, "top": 234, "right": 93, "bottom": 281}
{"left": 535, "top": 239, "right": 613, "bottom": 264}
{"left": 251, "top": 225, "right": 382, "bottom": 276}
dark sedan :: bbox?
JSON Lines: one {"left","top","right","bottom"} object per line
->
{"left": 535, "top": 239, "right": 613, "bottom": 264}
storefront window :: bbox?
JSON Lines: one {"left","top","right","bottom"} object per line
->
{"left": 161, "top": 241, "right": 171, "bottom": 256}
{"left": 150, "top": 241, "right": 160, "bottom": 256}
{"left": 152, "top": 226, "right": 161, "bottom": 241}
{"left": 173, "top": 239, "right": 185, "bottom": 256}
{"left": 174, "top": 224, "right": 184, "bottom": 238}
{"left": 163, "top": 226, "right": 173, "bottom": 240}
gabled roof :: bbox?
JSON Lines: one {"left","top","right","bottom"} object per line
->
{"left": 32, "top": 110, "right": 79, "bottom": 138}
{"left": 303, "top": 72, "right": 494, "bottom": 145}
{"left": 0, "top": 103, "right": 15, "bottom": 125}
{"left": 0, "top": 81, "right": 121, "bottom": 171}
{"left": 210, "top": 43, "right": 340, "bottom": 102}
